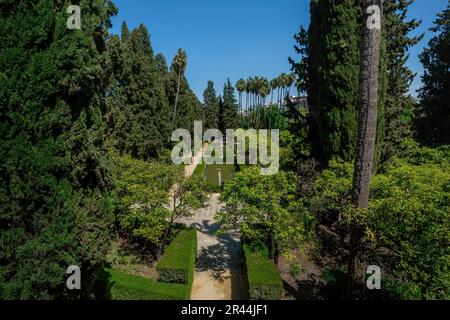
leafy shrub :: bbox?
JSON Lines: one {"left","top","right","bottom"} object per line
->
{"left": 111, "top": 152, "right": 179, "bottom": 251}
{"left": 156, "top": 228, "right": 197, "bottom": 297}
{"left": 309, "top": 156, "right": 450, "bottom": 299}
{"left": 368, "top": 163, "right": 450, "bottom": 299}
{"left": 401, "top": 139, "right": 450, "bottom": 168}
{"left": 243, "top": 245, "right": 283, "bottom": 300}
{"left": 219, "top": 167, "right": 313, "bottom": 263}
{"left": 94, "top": 268, "right": 188, "bottom": 300}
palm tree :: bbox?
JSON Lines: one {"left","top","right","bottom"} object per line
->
{"left": 287, "top": 73, "right": 296, "bottom": 98}
{"left": 247, "top": 77, "right": 256, "bottom": 126}
{"left": 236, "top": 79, "right": 246, "bottom": 124}
{"left": 279, "top": 73, "right": 289, "bottom": 109}
{"left": 171, "top": 48, "right": 187, "bottom": 128}
{"left": 245, "top": 79, "right": 250, "bottom": 125}
{"left": 349, "top": 0, "right": 383, "bottom": 297}
{"left": 260, "top": 80, "right": 270, "bottom": 129}
{"left": 270, "top": 78, "right": 277, "bottom": 105}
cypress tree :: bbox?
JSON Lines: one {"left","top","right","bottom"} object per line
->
{"left": 0, "top": 0, "right": 117, "bottom": 299}
{"left": 220, "top": 79, "right": 240, "bottom": 131}
{"left": 377, "top": 0, "right": 423, "bottom": 167}
{"left": 121, "top": 21, "right": 130, "bottom": 42}
{"left": 308, "top": 0, "right": 361, "bottom": 164}
{"left": 291, "top": 0, "right": 421, "bottom": 168}
{"left": 203, "top": 81, "right": 220, "bottom": 129}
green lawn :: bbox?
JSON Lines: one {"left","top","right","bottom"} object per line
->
{"left": 203, "top": 163, "right": 236, "bottom": 185}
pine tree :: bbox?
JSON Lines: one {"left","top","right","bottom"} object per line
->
{"left": 0, "top": 0, "right": 118, "bottom": 299}
{"left": 416, "top": 2, "right": 450, "bottom": 145}
{"left": 203, "top": 81, "right": 220, "bottom": 129}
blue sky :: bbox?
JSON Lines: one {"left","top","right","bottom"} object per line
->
{"left": 110, "top": 0, "right": 448, "bottom": 102}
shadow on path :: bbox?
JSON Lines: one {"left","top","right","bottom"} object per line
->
{"left": 190, "top": 219, "right": 249, "bottom": 300}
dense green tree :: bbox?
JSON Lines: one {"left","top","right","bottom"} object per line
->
{"left": 416, "top": 2, "right": 450, "bottom": 144}
{"left": 290, "top": 0, "right": 421, "bottom": 168}
{"left": 203, "top": 81, "right": 220, "bottom": 129}
{"left": 309, "top": 157, "right": 450, "bottom": 299}
{"left": 218, "top": 168, "right": 311, "bottom": 266}
{"left": 106, "top": 23, "right": 171, "bottom": 159}
{"left": 0, "top": 0, "right": 117, "bottom": 299}
{"left": 376, "top": 0, "right": 422, "bottom": 167}
{"left": 310, "top": 0, "right": 361, "bottom": 163}
{"left": 111, "top": 153, "right": 207, "bottom": 260}
{"left": 121, "top": 20, "right": 130, "bottom": 42}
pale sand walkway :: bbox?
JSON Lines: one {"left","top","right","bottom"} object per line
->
{"left": 176, "top": 194, "right": 249, "bottom": 300}
{"left": 170, "top": 144, "right": 248, "bottom": 300}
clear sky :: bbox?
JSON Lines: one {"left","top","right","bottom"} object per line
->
{"left": 110, "top": 0, "right": 448, "bottom": 102}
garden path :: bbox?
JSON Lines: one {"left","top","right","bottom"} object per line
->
{"left": 176, "top": 193, "right": 249, "bottom": 300}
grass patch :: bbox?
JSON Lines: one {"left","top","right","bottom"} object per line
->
{"left": 203, "top": 163, "right": 236, "bottom": 185}
{"left": 192, "top": 162, "right": 236, "bottom": 192}
{"left": 243, "top": 244, "right": 283, "bottom": 300}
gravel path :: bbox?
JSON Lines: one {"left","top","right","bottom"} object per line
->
{"left": 176, "top": 193, "right": 249, "bottom": 300}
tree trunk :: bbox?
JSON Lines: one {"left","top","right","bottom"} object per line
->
{"left": 113, "top": 208, "right": 120, "bottom": 242}
{"left": 240, "top": 93, "right": 243, "bottom": 124}
{"left": 349, "top": 0, "right": 383, "bottom": 298}
{"left": 158, "top": 216, "right": 175, "bottom": 260}
{"left": 352, "top": 0, "right": 382, "bottom": 208}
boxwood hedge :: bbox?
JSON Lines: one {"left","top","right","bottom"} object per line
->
{"left": 95, "top": 268, "right": 189, "bottom": 300}
{"left": 243, "top": 244, "right": 283, "bottom": 300}
{"left": 156, "top": 227, "right": 197, "bottom": 297}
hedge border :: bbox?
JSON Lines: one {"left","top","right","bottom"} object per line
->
{"left": 156, "top": 227, "right": 197, "bottom": 299}
{"left": 242, "top": 244, "right": 283, "bottom": 300}
{"left": 95, "top": 268, "right": 188, "bottom": 300}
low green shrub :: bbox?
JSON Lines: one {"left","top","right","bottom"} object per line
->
{"left": 309, "top": 158, "right": 450, "bottom": 299}
{"left": 156, "top": 228, "right": 197, "bottom": 297}
{"left": 243, "top": 244, "right": 283, "bottom": 300}
{"left": 95, "top": 268, "right": 188, "bottom": 300}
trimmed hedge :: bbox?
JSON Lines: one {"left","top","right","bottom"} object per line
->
{"left": 96, "top": 268, "right": 189, "bottom": 300}
{"left": 243, "top": 244, "right": 283, "bottom": 300}
{"left": 156, "top": 228, "right": 197, "bottom": 298}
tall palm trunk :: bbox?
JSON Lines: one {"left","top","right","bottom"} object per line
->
{"left": 240, "top": 92, "right": 243, "bottom": 124}
{"left": 349, "top": 0, "right": 383, "bottom": 298}
{"left": 246, "top": 93, "right": 249, "bottom": 126}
